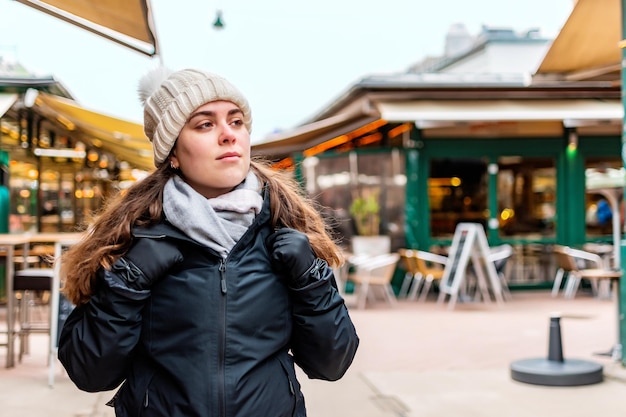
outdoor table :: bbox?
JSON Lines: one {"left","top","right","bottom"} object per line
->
{"left": 0, "top": 232, "right": 84, "bottom": 368}
{"left": 583, "top": 243, "right": 614, "bottom": 268}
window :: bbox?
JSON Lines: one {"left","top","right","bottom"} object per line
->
{"left": 303, "top": 151, "right": 406, "bottom": 250}
{"left": 429, "top": 158, "right": 488, "bottom": 237}
{"left": 585, "top": 159, "right": 623, "bottom": 240}
{"left": 496, "top": 157, "right": 555, "bottom": 238}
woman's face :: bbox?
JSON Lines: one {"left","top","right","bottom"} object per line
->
{"left": 170, "top": 100, "right": 251, "bottom": 198}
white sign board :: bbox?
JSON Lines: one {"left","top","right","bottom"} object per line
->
{"left": 437, "top": 223, "right": 504, "bottom": 309}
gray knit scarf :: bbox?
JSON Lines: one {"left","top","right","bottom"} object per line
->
{"left": 163, "top": 171, "right": 263, "bottom": 258}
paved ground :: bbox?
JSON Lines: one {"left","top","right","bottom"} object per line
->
{"left": 1, "top": 290, "right": 626, "bottom": 416}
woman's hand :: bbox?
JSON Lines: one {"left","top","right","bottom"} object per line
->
{"left": 267, "top": 228, "right": 316, "bottom": 287}
{"left": 112, "top": 238, "right": 183, "bottom": 291}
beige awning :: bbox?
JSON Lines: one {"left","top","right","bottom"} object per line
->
{"left": 34, "top": 93, "right": 154, "bottom": 170}
{"left": 0, "top": 94, "right": 17, "bottom": 118}
{"left": 376, "top": 99, "right": 623, "bottom": 126}
{"left": 536, "top": 0, "right": 620, "bottom": 77}
{"left": 15, "top": 0, "right": 159, "bottom": 56}
{"left": 587, "top": 168, "right": 626, "bottom": 190}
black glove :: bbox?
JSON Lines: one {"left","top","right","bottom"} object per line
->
{"left": 111, "top": 237, "right": 183, "bottom": 291}
{"left": 267, "top": 228, "right": 317, "bottom": 288}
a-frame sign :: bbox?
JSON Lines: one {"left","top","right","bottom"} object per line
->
{"left": 437, "top": 222, "right": 504, "bottom": 309}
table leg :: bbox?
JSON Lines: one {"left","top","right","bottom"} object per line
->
{"left": 611, "top": 278, "right": 622, "bottom": 362}
{"left": 5, "top": 245, "right": 14, "bottom": 368}
{"left": 4, "top": 241, "right": 29, "bottom": 368}
{"left": 49, "top": 241, "right": 63, "bottom": 387}
{"left": 595, "top": 278, "right": 623, "bottom": 361}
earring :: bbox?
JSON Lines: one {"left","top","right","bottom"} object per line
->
{"left": 170, "top": 161, "right": 178, "bottom": 170}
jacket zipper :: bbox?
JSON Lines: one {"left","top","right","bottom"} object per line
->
{"left": 214, "top": 203, "right": 264, "bottom": 416}
{"left": 218, "top": 259, "right": 227, "bottom": 417}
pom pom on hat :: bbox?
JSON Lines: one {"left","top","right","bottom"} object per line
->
{"left": 138, "top": 67, "right": 252, "bottom": 167}
{"left": 138, "top": 66, "right": 173, "bottom": 105}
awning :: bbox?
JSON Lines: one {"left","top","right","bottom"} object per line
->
{"left": 15, "top": 0, "right": 159, "bottom": 56}
{"left": 0, "top": 94, "right": 17, "bottom": 118}
{"left": 252, "top": 112, "right": 380, "bottom": 159}
{"left": 375, "top": 99, "right": 623, "bottom": 127}
{"left": 34, "top": 93, "right": 154, "bottom": 170}
{"left": 586, "top": 167, "right": 626, "bottom": 190}
{"left": 536, "top": 0, "right": 620, "bottom": 77}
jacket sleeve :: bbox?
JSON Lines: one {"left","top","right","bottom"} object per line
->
{"left": 289, "top": 259, "right": 359, "bottom": 381}
{"left": 57, "top": 268, "right": 146, "bottom": 392}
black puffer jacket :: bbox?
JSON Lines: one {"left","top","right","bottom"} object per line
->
{"left": 58, "top": 193, "right": 359, "bottom": 417}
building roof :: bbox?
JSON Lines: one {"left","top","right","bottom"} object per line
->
{"left": 0, "top": 58, "right": 74, "bottom": 98}
{"left": 303, "top": 72, "right": 618, "bottom": 124}
{"left": 409, "top": 25, "right": 551, "bottom": 74}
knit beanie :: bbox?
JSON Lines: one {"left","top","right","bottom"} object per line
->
{"left": 138, "top": 67, "right": 252, "bottom": 167}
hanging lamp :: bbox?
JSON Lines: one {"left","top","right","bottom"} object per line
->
{"left": 213, "top": 10, "right": 225, "bottom": 29}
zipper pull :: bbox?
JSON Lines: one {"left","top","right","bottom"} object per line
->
{"left": 219, "top": 260, "right": 227, "bottom": 294}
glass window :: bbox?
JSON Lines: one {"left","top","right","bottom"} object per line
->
{"left": 496, "top": 156, "right": 555, "bottom": 238}
{"left": 9, "top": 161, "right": 39, "bottom": 233}
{"left": 303, "top": 150, "right": 406, "bottom": 250}
{"left": 429, "top": 158, "right": 488, "bottom": 238}
{"left": 584, "top": 158, "right": 623, "bottom": 240}
{"left": 40, "top": 168, "right": 61, "bottom": 233}
{"left": 8, "top": 160, "right": 95, "bottom": 233}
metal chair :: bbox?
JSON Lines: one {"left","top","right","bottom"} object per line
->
{"left": 398, "top": 248, "right": 420, "bottom": 298}
{"left": 348, "top": 253, "right": 400, "bottom": 309}
{"left": 332, "top": 262, "right": 358, "bottom": 308}
{"left": 398, "top": 249, "right": 448, "bottom": 302}
{"left": 487, "top": 244, "right": 514, "bottom": 301}
{"left": 552, "top": 245, "right": 607, "bottom": 298}
{"left": 13, "top": 268, "right": 54, "bottom": 362}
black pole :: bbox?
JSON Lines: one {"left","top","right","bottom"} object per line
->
{"left": 547, "top": 315, "right": 564, "bottom": 362}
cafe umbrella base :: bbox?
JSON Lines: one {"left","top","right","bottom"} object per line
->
{"left": 510, "top": 315, "right": 603, "bottom": 386}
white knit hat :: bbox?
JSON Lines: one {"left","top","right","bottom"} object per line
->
{"left": 138, "top": 67, "right": 252, "bottom": 167}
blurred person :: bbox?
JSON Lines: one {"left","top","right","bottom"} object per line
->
{"left": 596, "top": 198, "right": 612, "bottom": 226}
{"left": 58, "top": 67, "right": 359, "bottom": 417}
{"left": 42, "top": 200, "right": 59, "bottom": 215}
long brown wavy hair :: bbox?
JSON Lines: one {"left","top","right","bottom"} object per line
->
{"left": 61, "top": 157, "right": 344, "bottom": 305}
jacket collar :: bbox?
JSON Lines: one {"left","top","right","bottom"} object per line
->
{"left": 132, "top": 182, "right": 272, "bottom": 245}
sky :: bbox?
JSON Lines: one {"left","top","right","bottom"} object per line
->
{"left": 0, "top": 0, "right": 575, "bottom": 144}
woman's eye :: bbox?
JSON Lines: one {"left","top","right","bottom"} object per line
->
{"left": 231, "top": 119, "right": 244, "bottom": 127}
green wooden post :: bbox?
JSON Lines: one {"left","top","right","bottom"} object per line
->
{"left": 487, "top": 158, "right": 499, "bottom": 243}
{"left": 404, "top": 148, "right": 420, "bottom": 248}
{"left": 563, "top": 130, "right": 586, "bottom": 246}
{"left": 404, "top": 126, "right": 422, "bottom": 248}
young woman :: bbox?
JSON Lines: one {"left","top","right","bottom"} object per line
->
{"left": 58, "top": 67, "right": 359, "bottom": 417}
